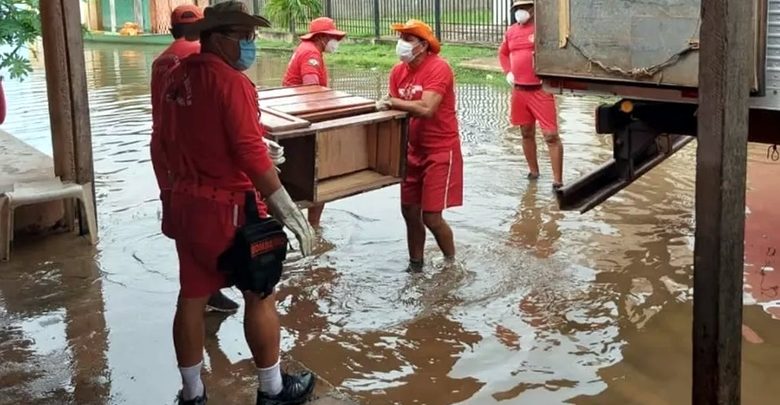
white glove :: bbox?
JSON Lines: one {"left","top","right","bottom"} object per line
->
{"left": 266, "top": 187, "right": 315, "bottom": 256}
{"left": 375, "top": 95, "right": 392, "bottom": 111}
{"left": 263, "top": 137, "right": 285, "bottom": 166}
{"left": 506, "top": 72, "right": 515, "bottom": 85}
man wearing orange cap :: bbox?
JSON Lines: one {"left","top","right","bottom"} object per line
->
{"left": 150, "top": 4, "right": 242, "bottom": 314}
{"left": 156, "top": 2, "right": 316, "bottom": 404}
{"left": 282, "top": 17, "right": 346, "bottom": 228}
{"left": 499, "top": 0, "right": 564, "bottom": 189}
{"left": 376, "top": 20, "right": 463, "bottom": 272}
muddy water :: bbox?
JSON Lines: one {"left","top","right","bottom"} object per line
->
{"left": 1, "top": 42, "right": 779, "bottom": 404}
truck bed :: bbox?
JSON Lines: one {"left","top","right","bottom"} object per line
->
{"left": 534, "top": 0, "right": 762, "bottom": 89}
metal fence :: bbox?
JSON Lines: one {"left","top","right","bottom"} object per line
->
{"left": 236, "top": 0, "right": 513, "bottom": 45}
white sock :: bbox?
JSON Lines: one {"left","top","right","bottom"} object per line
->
{"left": 257, "top": 360, "right": 283, "bottom": 396}
{"left": 179, "top": 361, "right": 205, "bottom": 400}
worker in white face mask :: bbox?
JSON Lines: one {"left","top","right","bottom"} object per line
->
{"left": 282, "top": 17, "right": 346, "bottom": 228}
{"left": 376, "top": 19, "right": 463, "bottom": 273}
{"left": 499, "top": 0, "right": 564, "bottom": 190}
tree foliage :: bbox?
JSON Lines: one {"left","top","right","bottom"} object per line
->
{"left": 0, "top": 0, "right": 40, "bottom": 80}
{"left": 264, "top": 0, "right": 323, "bottom": 29}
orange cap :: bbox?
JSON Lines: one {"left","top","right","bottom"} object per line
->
{"left": 300, "top": 17, "right": 346, "bottom": 40}
{"left": 171, "top": 5, "right": 203, "bottom": 25}
{"left": 390, "top": 19, "right": 441, "bottom": 54}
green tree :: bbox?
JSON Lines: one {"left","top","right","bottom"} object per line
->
{"left": 0, "top": 0, "right": 40, "bottom": 80}
{"left": 264, "top": 0, "right": 323, "bottom": 30}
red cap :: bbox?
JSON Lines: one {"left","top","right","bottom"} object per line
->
{"left": 171, "top": 5, "right": 203, "bottom": 25}
{"left": 300, "top": 17, "right": 346, "bottom": 40}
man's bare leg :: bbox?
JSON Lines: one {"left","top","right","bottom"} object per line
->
{"left": 402, "top": 204, "right": 426, "bottom": 270}
{"left": 173, "top": 295, "right": 210, "bottom": 400}
{"left": 543, "top": 131, "right": 564, "bottom": 186}
{"left": 422, "top": 211, "right": 455, "bottom": 259}
{"left": 307, "top": 204, "right": 325, "bottom": 227}
{"left": 520, "top": 124, "right": 540, "bottom": 178}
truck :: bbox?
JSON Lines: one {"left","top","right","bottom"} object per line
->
{"left": 534, "top": 0, "right": 780, "bottom": 212}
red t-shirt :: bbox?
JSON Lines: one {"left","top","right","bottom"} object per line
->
{"left": 499, "top": 23, "right": 541, "bottom": 85}
{"left": 388, "top": 54, "right": 459, "bottom": 153}
{"left": 282, "top": 40, "right": 328, "bottom": 86}
{"left": 150, "top": 39, "right": 201, "bottom": 191}
{"left": 157, "top": 53, "right": 273, "bottom": 193}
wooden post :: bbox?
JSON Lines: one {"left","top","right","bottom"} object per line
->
{"left": 40, "top": 0, "right": 97, "bottom": 235}
{"left": 693, "top": 0, "right": 752, "bottom": 403}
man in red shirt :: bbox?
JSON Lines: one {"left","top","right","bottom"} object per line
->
{"left": 154, "top": 2, "right": 316, "bottom": 404}
{"left": 282, "top": 17, "right": 346, "bottom": 228}
{"left": 150, "top": 4, "right": 241, "bottom": 314}
{"left": 499, "top": 0, "right": 564, "bottom": 189}
{"left": 376, "top": 19, "right": 463, "bottom": 272}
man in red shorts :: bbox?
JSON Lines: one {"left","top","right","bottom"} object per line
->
{"left": 499, "top": 0, "right": 564, "bottom": 189}
{"left": 376, "top": 19, "right": 463, "bottom": 272}
{"left": 282, "top": 17, "right": 346, "bottom": 228}
{"left": 150, "top": 4, "right": 241, "bottom": 314}
{"left": 154, "top": 2, "right": 316, "bottom": 404}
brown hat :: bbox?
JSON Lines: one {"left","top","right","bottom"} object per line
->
{"left": 183, "top": 1, "right": 270, "bottom": 35}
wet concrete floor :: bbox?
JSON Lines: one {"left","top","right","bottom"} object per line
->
{"left": 1, "top": 42, "right": 779, "bottom": 404}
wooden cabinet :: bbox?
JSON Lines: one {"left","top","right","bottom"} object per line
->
{"left": 258, "top": 85, "right": 408, "bottom": 207}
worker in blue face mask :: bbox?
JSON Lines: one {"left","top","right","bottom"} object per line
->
{"left": 154, "top": 2, "right": 316, "bottom": 404}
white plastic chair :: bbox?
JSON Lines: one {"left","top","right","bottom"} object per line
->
{"left": 0, "top": 179, "right": 97, "bottom": 262}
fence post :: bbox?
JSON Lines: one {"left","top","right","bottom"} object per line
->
{"left": 434, "top": 0, "right": 442, "bottom": 40}
{"left": 253, "top": 0, "right": 260, "bottom": 15}
{"left": 325, "top": 0, "right": 332, "bottom": 17}
{"left": 373, "top": 0, "right": 381, "bottom": 39}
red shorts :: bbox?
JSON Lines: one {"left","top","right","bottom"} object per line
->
{"left": 510, "top": 87, "right": 559, "bottom": 132}
{"left": 401, "top": 147, "right": 463, "bottom": 212}
{"left": 169, "top": 190, "right": 267, "bottom": 299}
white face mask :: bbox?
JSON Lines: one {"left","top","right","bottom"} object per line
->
{"left": 325, "top": 39, "right": 340, "bottom": 53}
{"left": 515, "top": 9, "right": 531, "bottom": 24}
{"left": 396, "top": 39, "right": 419, "bottom": 63}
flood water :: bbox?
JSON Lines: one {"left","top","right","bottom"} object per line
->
{"left": 1, "top": 42, "right": 779, "bottom": 404}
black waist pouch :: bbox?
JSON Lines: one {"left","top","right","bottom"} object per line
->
{"left": 218, "top": 191, "right": 289, "bottom": 299}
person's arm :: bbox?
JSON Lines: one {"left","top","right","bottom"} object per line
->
{"left": 223, "top": 78, "right": 314, "bottom": 255}
{"left": 389, "top": 91, "right": 444, "bottom": 118}
{"left": 499, "top": 34, "right": 512, "bottom": 73}
{"left": 150, "top": 65, "right": 171, "bottom": 192}
{"left": 299, "top": 52, "right": 326, "bottom": 86}
{"left": 388, "top": 60, "right": 450, "bottom": 118}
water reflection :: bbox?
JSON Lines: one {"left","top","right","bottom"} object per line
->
{"left": 0, "top": 41, "right": 779, "bottom": 404}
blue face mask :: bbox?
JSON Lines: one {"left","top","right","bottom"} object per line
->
{"left": 234, "top": 39, "right": 256, "bottom": 71}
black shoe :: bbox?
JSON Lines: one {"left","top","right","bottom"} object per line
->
{"left": 205, "top": 290, "right": 239, "bottom": 313}
{"left": 257, "top": 372, "right": 316, "bottom": 405}
{"left": 552, "top": 182, "right": 564, "bottom": 191}
{"left": 177, "top": 389, "right": 207, "bottom": 405}
{"left": 527, "top": 172, "right": 540, "bottom": 181}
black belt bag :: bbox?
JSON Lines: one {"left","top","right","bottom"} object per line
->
{"left": 218, "top": 191, "right": 289, "bottom": 299}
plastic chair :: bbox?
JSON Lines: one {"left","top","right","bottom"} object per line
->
{"left": 0, "top": 179, "right": 97, "bottom": 262}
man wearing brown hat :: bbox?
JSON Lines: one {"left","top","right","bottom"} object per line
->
{"left": 282, "top": 16, "right": 346, "bottom": 228}
{"left": 150, "top": 4, "right": 244, "bottom": 316}
{"left": 155, "top": 2, "right": 316, "bottom": 404}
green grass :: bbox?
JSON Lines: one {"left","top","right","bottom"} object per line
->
{"left": 257, "top": 39, "right": 504, "bottom": 86}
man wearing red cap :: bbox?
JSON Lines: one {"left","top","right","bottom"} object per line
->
{"left": 150, "top": 4, "right": 241, "bottom": 314}
{"left": 156, "top": 2, "right": 316, "bottom": 404}
{"left": 282, "top": 17, "right": 346, "bottom": 228}
{"left": 376, "top": 19, "right": 463, "bottom": 272}
{"left": 499, "top": 0, "right": 564, "bottom": 189}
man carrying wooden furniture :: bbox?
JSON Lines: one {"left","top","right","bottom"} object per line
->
{"left": 155, "top": 2, "right": 316, "bottom": 404}
{"left": 150, "top": 4, "right": 244, "bottom": 314}
{"left": 376, "top": 19, "right": 463, "bottom": 272}
{"left": 282, "top": 17, "right": 346, "bottom": 228}
{"left": 499, "top": 0, "right": 564, "bottom": 190}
